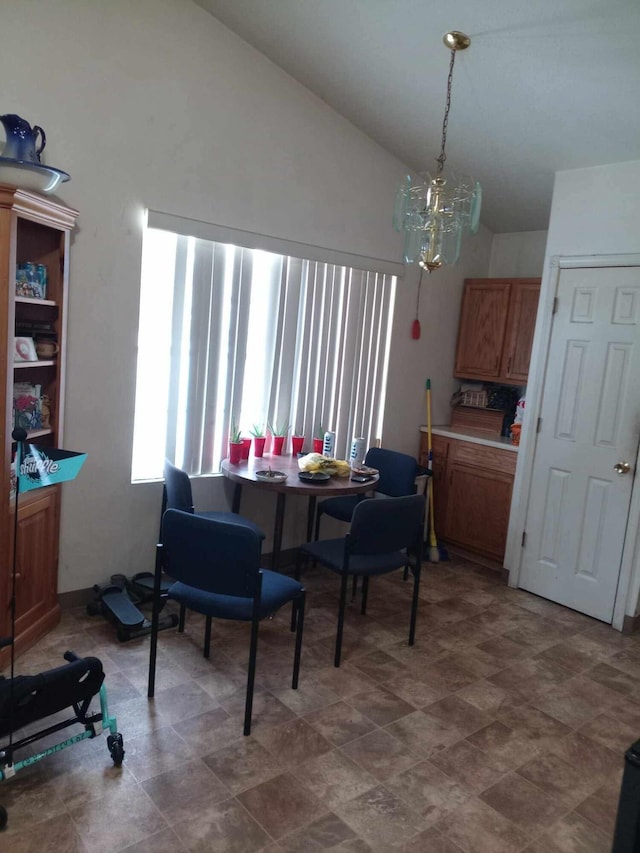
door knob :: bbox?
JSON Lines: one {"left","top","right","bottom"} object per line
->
{"left": 613, "top": 461, "right": 631, "bottom": 475}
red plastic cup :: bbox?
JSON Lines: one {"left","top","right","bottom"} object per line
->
{"left": 253, "top": 436, "right": 266, "bottom": 457}
{"left": 241, "top": 438, "right": 251, "bottom": 460}
{"left": 312, "top": 437, "right": 324, "bottom": 454}
{"left": 291, "top": 435, "right": 304, "bottom": 456}
{"left": 229, "top": 442, "right": 242, "bottom": 464}
{"left": 272, "top": 435, "right": 285, "bottom": 455}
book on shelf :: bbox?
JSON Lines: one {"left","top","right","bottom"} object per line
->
{"left": 15, "top": 320, "right": 55, "bottom": 336}
{"left": 13, "top": 382, "right": 43, "bottom": 432}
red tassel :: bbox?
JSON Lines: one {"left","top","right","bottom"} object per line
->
{"left": 411, "top": 318, "right": 421, "bottom": 339}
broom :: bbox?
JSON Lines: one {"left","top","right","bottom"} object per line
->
{"left": 426, "top": 379, "right": 449, "bottom": 562}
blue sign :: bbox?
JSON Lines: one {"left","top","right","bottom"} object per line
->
{"left": 17, "top": 443, "right": 87, "bottom": 493}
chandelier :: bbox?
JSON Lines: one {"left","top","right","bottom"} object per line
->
{"left": 393, "top": 31, "right": 481, "bottom": 273}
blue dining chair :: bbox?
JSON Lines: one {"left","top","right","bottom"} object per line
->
{"left": 162, "top": 459, "right": 265, "bottom": 635}
{"left": 148, "top": 509, "right": 306, "bottom": 735}
{"left": 313, "top": 447, "right": 419, "bottom": 540}
{"left": 163, "top": 459, "right": 264, "bottom": 538}
{"left": 297, "top": 493, "right": 424, "bottom": 667}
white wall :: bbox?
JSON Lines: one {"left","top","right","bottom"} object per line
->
{"left": 489, "top": 231, "right": 547, "bottom": 278}
{"left": 0, "top": 0, "right": 492, "bottom": 591}
{"left": 507, "top": 159, "right": 640, "bottom": 622}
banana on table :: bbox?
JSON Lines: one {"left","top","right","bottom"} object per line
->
{"left": 298, "top": 453, "right": 351, "bottom": 477}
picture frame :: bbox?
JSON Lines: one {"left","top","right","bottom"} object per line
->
{"left": 14, "top": 336, "right": 38, "bottom": 363}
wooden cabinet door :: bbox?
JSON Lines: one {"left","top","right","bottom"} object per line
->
{"left": 500, "top": 280, "right": 541, "bottom": 383}
{"left": 454, "top": 280, "right": 511, "bottom": 380}
{"left": 444, "top": 461, "right": 514, "bottom": 561}
{"left": 430, "top": 435, "right": 449, "bottom": 542}
{"left": 13, "top": 485, "right": 61, "bottom": 653}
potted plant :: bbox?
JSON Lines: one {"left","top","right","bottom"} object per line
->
{"left": 228, "top": 420, "right": 243, "bottom": 464}
{"left": 268, "top": 419, "right": 290, "bottom": 455}
{"left": 291, "top": 429, "right": 305, "bottom": 456}
{"left": 250, "top": 423, "right": 266, "bottom": 458}
{"left": 313, "top": 424, "right": 324, "bottom": 454}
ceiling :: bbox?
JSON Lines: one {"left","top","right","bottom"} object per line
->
{"left": 194, "top": 0, "right": 640, "bottom": 234}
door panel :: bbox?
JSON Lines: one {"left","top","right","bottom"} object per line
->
{"left": 520, "top": 266, "right": 640, "bottom": 622}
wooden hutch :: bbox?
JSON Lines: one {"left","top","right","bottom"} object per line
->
{"left": 0, "top": 185, "right": 78, "bottom": 665}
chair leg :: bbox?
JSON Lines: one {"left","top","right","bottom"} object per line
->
{"left": 335, "top": 573, "right": 349, "bottom": 668}
{"left": 244, "top": 618, "right": 260, "bottom": 736}
{"left": 360, "top": 575, "right": 369, "bottom": 616}
{"left": 203, "top": 616, "right": 212, "bottom": 659}
{"left": 292, "top": 590, "right": 306, "bottom": 689}
{"left": 403, "top": 564, "right": 409, "bottom": 581}
{"left": 178, "top": 604, "right": 186, "bottom": 632}
{"left": 314, "top": 508, "right": 322, "bottom": 541}
{"left": 351, "top": 575, "right": 358, "bottom": 601}
{"left": 291, "top": 551, "right": 304, "bottom": 631}
{"left": 147, "top": 555, "right": 163, "bottom": 699}
{"left": 409, "top": 560, "right": 421, "bottom": 646}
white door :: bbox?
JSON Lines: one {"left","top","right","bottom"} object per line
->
{"left": 519, "top": 265, "right": 640, "bottom": 622}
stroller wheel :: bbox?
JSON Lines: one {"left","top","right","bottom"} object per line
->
{"left": 107, "top": 733, "right": 125, "bottom": 767}
{"left": 0, "top": 804, "right": 7, "bottom": 830}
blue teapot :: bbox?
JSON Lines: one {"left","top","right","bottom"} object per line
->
{"left": 0, "top": 114, "right": 46, "bottom": 163}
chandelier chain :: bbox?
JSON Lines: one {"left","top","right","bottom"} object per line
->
{"left": 436, "top": 48, "right": 457, "bottom": 176}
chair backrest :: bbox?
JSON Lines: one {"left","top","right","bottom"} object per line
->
{"left": 161, "top": 509, "right": 263, "bottom": 598}
{"left": 163, "top": 459, "right": 195, "bottom": 514}
{"left": 348, "top": 494, "right": 425, "bottom": 556}
{"left": 364, "top": 447, "right": 418, "bottom": 497}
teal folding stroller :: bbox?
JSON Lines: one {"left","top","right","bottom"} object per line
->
{"left": 0, "top": 649, "right": 123, "bottom": 830}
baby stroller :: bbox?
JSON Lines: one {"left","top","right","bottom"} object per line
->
{"left": 0, "top": 649, "right": 123, "bottom": 830}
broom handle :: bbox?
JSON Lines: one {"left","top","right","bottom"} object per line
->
{"left": 426, "top": 378, "right": 433, "bottom": 455}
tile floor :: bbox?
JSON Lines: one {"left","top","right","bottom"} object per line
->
{"left": 1, "top": 555, "right": 637, "bottom": 852}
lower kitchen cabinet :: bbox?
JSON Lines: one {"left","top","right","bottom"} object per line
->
{"left": 420, "top": 431, "right": 517, "bottom": 564}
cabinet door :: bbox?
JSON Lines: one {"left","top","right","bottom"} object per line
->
{"left": 13, "top": 485, "right": 61, "bottom": 650}
{"left": 500, "top": 280, "right": 541, "bottom": 383}
{"left": 454, "top": 280, "right": 511, "bottom": 380}
{"left": 444, "top": 461, "right": 514, "bottom": 561}
{"left": 430, "top": 436, "right": 449, "bottom": 542}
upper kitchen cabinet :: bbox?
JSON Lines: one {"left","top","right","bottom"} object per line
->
{"left": 454, "top": 278, "right": 541, "bottom": 385}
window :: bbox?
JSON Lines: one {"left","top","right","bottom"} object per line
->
{"left": 132, "top": 215, "right": 397, "bottom": 481}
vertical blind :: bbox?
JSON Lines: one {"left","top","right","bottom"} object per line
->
{"left": 132, "top": 228, "right": 396, "bottom": 480}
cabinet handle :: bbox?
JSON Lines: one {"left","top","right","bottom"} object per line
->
{"left": 507, "top": 356, "right": 512, "bottom": 374}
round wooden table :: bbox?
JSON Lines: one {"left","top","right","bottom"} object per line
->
{"left": 221, "top": 453, "right": 378, "bottom": 570}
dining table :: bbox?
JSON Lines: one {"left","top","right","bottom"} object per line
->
{"left": 220, "top": 453, "right": 379, "bottom": 570}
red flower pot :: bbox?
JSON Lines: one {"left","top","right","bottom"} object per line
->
{"left": 272, "top": 435, "right": 285, "bottom": 455}
{"left": 291, "top": 435, "right": 304, "bottom": 456}
{"left": 241, "top": 438, "right": 252, "bottom": 460}
{"left": 313, "top": 437, "right": 324, "bottom": 454}
{"left": 253, "top": 436, "right": 266, "bottom": 457}
{"left": 229, "top": 441, "right": 243, "bottom": 464}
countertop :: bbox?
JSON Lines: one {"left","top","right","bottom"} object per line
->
{"left": 419, "top": 424, "right": 518, "bottom": 452}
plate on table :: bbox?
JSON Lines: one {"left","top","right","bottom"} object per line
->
{"left": 255, "top": 470, "right": 287, "bottom": 483}
{"left": 350, "top": 465, "right": 378, "bottom": 477}
{"left": 298, "top": 471, "right": 331, "bottom": 483}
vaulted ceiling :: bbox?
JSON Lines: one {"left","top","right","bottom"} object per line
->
{"left": 194, "top": 0, "right": 640, "bottom": 234}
